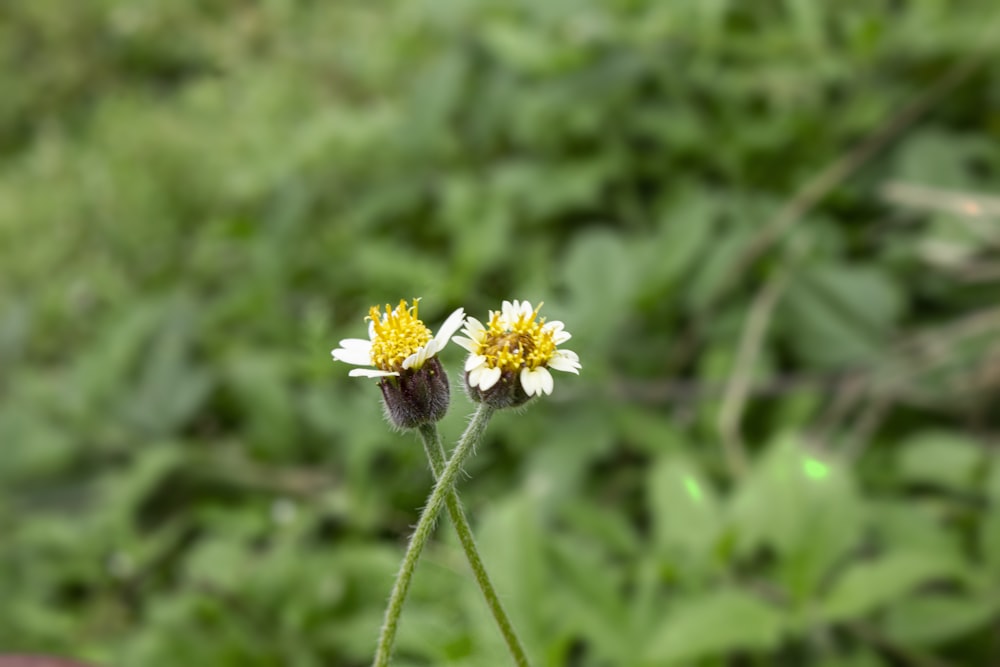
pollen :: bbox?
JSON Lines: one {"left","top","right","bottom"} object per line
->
{"left": 368, "top": 299, "right": 432, "bottom": 371}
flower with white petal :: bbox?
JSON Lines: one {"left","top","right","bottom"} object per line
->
{"left": 453, "top": 300, "right": 580, "bottom": 407}
{"left": 332, "top": 299, "right": 466, "bottom": 428}
{"left": 332, "top": 299, "right": 465, "bottom": 378}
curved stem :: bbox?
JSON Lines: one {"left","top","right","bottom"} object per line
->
{"left": 417, "top": 422, "right": 530, "bottom": 667}
{"left": 373, "top": 404, "right": 496, "bottom": 667}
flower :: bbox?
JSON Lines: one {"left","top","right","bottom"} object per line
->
{"left": 453, "top": 300, "right": 580, "bottom": 407}
{"left": 332, "top": 299, "right": 465, "bottom": 428}
{"left": 332, "top": 299, "right": 465, "bottom": 377}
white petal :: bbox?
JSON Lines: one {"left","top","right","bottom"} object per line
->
{"left": 524, "top": 366, "right": 554, "bottom": 395}
{"left": 332, "top": 347, "right": 373, "bottom": 366}
{"left": 519, "top": 367, "right": 538, "bottom": 396}
{"left": 461, "top": 317, "right": 486, "bottom": 340}
{"left": 368, "top": 320, "right": 376, "bottom": 339}
{"left": 548, "top": 349, "right": 580, "bottom": 372}
{"left": 348, "top": 368, "right": 399, "bottom": 378}
{"left": 338, "top": 338, "right": 373, "bottom": 350}
{"left": 501, "top": 300, "right": 517, "bottom": 324}
{"left": 538, "top": 367, "right": 554, "bottom": 394}
{"left": 468, "top": 365, "right": 485, "bottom": 387}
{"left": 502, "top": 300, "right": 532, "bottom": 326}
{"left": 520, "top": 367, "right": 553, "bottom": 396}
{"left": 557, "top": 349, "right": 579, "bottom": 362}
{"left": 452, "top": 336, "right": 477, "bottom": 352}
{"left": 479, "top": 366, "right": 502, "bottom": 391}
{"left": 433, "top": 308, "right": 466, "bottom": 350}
{"left": 543, "top": 321, "right": 572, "bottom": 344}
{"left": 401, "top": 342, "right": 429, "bottom": 370}
{"left": 415, "top": 340, "right": 441, "bottom": 368}
{"left": 465, "top": 354, "right": 487, "bottom": 372}
{"left": 401, "top": 352, "right": 417, "bottom": 370}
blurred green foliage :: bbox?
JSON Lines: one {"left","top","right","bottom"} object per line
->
{"left": 2, "top": 1, "right": 999, "bottom": 665}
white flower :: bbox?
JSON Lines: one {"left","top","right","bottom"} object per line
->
{"left": 453, "top": 300, "right": 581, "bottom": 397}
{"left": 332, "top": 299, "right": 466, "bottom": 378}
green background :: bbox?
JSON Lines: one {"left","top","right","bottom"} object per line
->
{"left": 2, "top": 1, "right": 999, "bottom": 665}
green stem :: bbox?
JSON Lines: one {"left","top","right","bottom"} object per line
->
{"left": 373, "top": 404, "right": 496, "bottom": 667}
{"left": 417, "top": 422, "right": 530, "bottom": 667}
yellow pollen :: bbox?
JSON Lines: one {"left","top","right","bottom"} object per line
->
{"left": 478, "top": 304, "right": 558, "bottom": 372}
{"left": 367, "top": 299, "right": 432, "bottom": 371}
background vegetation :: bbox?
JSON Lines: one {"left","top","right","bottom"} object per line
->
{"left": 1, "top": 1, "right": 999, "bottom": 665}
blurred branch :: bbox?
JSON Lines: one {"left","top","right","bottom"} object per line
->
{"left": 713, "top": 34, "right": 995, "bottom": 304}
{"left": 718, "top": 232, "right": 813, "bottom": 479}
{"left": 882, "top": 181, "right": 1000, "bottom": 227}
{"left": 953, "top": 261, "right": 1000, "bottom": 283}
{"left": 705, "top": 27, "right": 997, "bottom": 471}
{"left": 808, "top": 372, "right": 869, "bottom": 449}
{"left": 608, "top": 305, "right": 1000, "bottom": 456}
{"left": 716, "top": 264, "right": 789, "bottom": 479}
{"left": 823, "top": 305, "right": 1000, "bottom": 456}
{"left": 211, "top": 451, "right": 336, "bottom": 498}
{"left": 841, "top": 393, "right": 893, "bottom": 462}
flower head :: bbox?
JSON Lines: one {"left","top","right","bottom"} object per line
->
{"left": 332, "top": 299, "right": 465, "bottom": 428}
{"left": 453, "top": 300, "right": 580, "bottom": 408}
{"left": 332, "top": 299, "right": 465, "bottom": 377}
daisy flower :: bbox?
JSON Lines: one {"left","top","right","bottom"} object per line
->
{"left": 332, "top": 299, "right": 465, "bottom": 428}
{"left": 453, "top": 300, "right": 580, "bottom": 406}
{"left": 332, "top": 299, "right": 465, "bottom": 378}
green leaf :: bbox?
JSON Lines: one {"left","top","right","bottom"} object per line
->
{"left": 884, "top": 592, "right": 998, "bottom": 647}
{"left": 474, "top": 493, "right": 550, "bottom": 660}
{"left": 548, "top": 534, "right": 632, "bottom": 663}
{"left": 558, "top": 499, "right": 640, "bottom": 558}
{"left": 784, "top": 0, "right": 826, "bottom": 48}
{"left": 682, "top": 225, "right": 753, "bottom": 311}
{"left": 781, "top": 262, "right": 903, "bottom": 367}
{"left": 643, "top": 589, "right": 786, "bottom": 663}
{"left": 639, "top": 190, "right": 718, "bottom": 299}
{"left": 123, "top": 303, "right": 213, "bottom": 437}
{"left": 897, "top": 431, "right": 983, "bottom": 489}
{"left": 560, "top": 229, "right": 637, "bottom": 355}
{"left": 983, "top": 458, "right": 1000, "bottom": 575}
{"left": 820, "top": 551, "right": 964, "bottom": 623}
{"left": 183, "top": 537, "right": 249, "bottom": 591}
{"left": 729, "top": 435, "right": 863, "bottom": 599}
{"left": 815, "top": 649, "right": 888, "bottom": 667}
{"left": 223, "top": 353, "right": 297, "bottom": 459}
{"left": 892, "top": 129, "right": 994, "bottom": 188}
{"left": 648, "top": 456, "right": 721, "bottom": 572}
{"left": 868, "top": 500, "right": 962, "bottom": 562}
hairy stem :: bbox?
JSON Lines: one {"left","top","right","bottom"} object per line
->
{"left": 417, "top": 422, "right": 530, "bottom": 667}
{"left": 373, "top": 404, "right": 496, "bottom": 667}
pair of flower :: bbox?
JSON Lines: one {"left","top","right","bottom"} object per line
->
{"left": 332, "top": 299, "right": 580, "bottom": 425}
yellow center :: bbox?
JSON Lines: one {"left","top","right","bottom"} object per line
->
{"left": 477, "top": 303, "right": 558, "bottom": 372}
{"left": 367, "top": 299, "right": 432, "bottom": 371}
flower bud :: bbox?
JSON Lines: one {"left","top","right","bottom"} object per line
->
{"left": 378, "top": 357, "right": 450, "bottom": 429}
{"left": 464, "top": 368, "right": 532, "bottom": 409}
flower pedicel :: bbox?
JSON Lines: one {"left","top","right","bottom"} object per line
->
{"left": 331, "top": 297, "right": 578, "bottom": 666}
